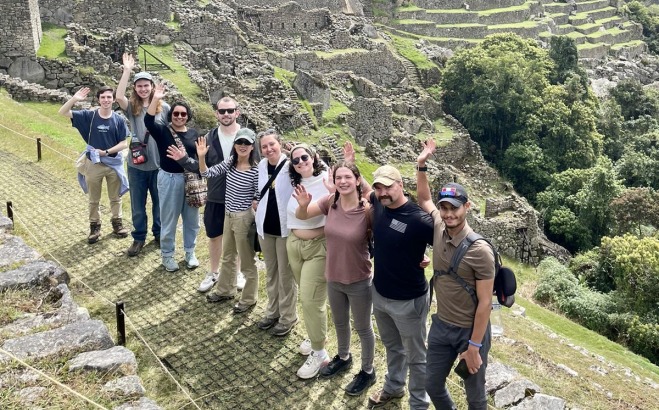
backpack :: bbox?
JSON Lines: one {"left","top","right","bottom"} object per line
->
{"left": 431, "top": 232, "right": 517, "bottom": 308}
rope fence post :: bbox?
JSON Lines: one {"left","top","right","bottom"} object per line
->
{"left": 6, "top": 201, "right": 13, "bottom": 223}
{"left": 37, "top": 138, "right": 42, "bottom": 161}
{"left": 116, "top": 301, "right": 126, "bottom": 346}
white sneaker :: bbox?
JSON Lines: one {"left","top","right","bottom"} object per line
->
{"left": 296, "top": 351, "right": 329, "bottom": 379}
{"left": 162, "top": 256, "right": 179, "bottom": 272}
{"left": 299, "top": 339, "right": 312, "bottom": 356}
{"left": 198, "top": 272, "right": 219, "bottom": 293}
{"left": 236, "top": 271, "right": 246, "bottom": 291}
{"left": 185, "top": 252, "right": 199, "bottom": 269}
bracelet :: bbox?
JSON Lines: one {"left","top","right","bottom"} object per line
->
{"left": 416, "top": 165, "right": 428, "bottom": 172}
{"left": 468, "top": 339, "right": 482, "bottom": 348}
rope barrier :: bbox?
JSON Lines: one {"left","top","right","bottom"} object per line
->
{"left": 0, "top": 347, "right": 109, "bottom": 410}
{"left": 0, "top": 123, "right": 78, "bottom": 162}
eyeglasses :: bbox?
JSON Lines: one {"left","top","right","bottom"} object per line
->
{"left": 291, "top": 154, "right": 310, "bottom": 165}
{"left": 172, "top": 111, "right": 188, "bottom": 118}
{"left": 217, "top": 108, "right": 236, "bottom": 115}
{"left": 234, "top": 139, "right": 252, "bottom": 146}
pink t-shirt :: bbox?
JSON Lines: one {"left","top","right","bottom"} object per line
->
{"left": 318, "top": 194, "right": 372, "bottom": 284}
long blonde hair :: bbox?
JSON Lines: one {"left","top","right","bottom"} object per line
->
{"left": 130, "top": 87, "right": 163, "bottom": 117}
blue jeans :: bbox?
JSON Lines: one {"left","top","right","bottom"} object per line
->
{"left": 128, "top": 167, "right": 160, "bottom": 242}
{"left": 426, "top": 315, "right": 491, "bottom": 410}
{"left": 157, "top": 170, "right": 199, "bottom": 258}
{"left": 372, "top": 287, "right": 430, "bottom": 410}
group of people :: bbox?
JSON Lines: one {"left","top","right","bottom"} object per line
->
{"left": 61, "top": 54, "right": 496, "bottom": 410}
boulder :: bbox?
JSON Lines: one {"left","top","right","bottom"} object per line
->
{"left": 0, "top": 235, "right": 40, "bottom": 270}
{"left": 510, "top": 393, "right": 566, "bottom": 410}
{"left": 114, "top": 397, "right": 163, "bottom": 410}
{"left": 485, "top": 362, "right": 518, "bottom": 393}
{"left": 494, "top": 379, "right": 542, "bottom": 408}
{"left": 102, "top": 375, "right": 146, "bottom": 398}
{"left": 69, "top": 346, "right": 137, "bottom": 376}
{"left": 7, "top": 57, "right": 45, "bottom": 83}
{"left": 0, "top": 260, "right": 68, "bottom": 291}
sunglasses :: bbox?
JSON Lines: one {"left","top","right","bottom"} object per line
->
{"left": 291, "top": 154, "right": 310, "bottom": 165}
{"left": 257, "top": 128, "right": 277, "bottom": 138}
{"left": 234, "top": 139, "right": 252, "bottom": 146}
{"left": 217, "top": 108, "right": 236, "bottom": 115}
{"left": 172, "top": 111, "right": 188, "bottom": 118}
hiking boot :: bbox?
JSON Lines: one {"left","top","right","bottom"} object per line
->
{"left": 206, "top": 292, "right": 234, "bottom": 303}
{"left": 162, "top": 256, "right": 179, "bottom": 272}
{"left": 88, "top": 222, "right": 101, "bottom": 244}
{"left": 296, "top": 351, "right": 329, "bottom": 379}
{"left": 233, "top": 302, "right": 256, "bottom": 314}
{"left": 111, "top": 218, "right": 129, "bottom": 238}
{"left": 345, "top": 369, "right": 376, "bottom": 396}
{"left": 271, "top": 319, "right": 298, "bottom": 336}
{"left": 257, "top": 316, "right": 279, "bottom": 330}
{"left": 198, "top": 272, "right": 219, "bottom": 292}
{"left": 320, "top": 354, "right": 352, "bottom": 378}
{"left": 185, "top": 252, "right": 199, "bottom": 269}
{"left": 368, "top": 388, "right": 404, "bottom": 408}
{"left": 127, "top": 240, "right": 144, "bottom": 257}
{"left": 236, "top": 271, "right": 246, "bottom": 291}
{"left": 298, "top": 339, "right": 312, "bottom": 356}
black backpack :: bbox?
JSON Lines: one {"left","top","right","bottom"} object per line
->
{"left": 431, "top": 232, "right": 517, "bottom": 308}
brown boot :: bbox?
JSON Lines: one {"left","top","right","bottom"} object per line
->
{"left": 111, "top": 218, "right": 129, "bottom": 238}
{"left": 88, "top": 222, "right": 101, "bottom": 244}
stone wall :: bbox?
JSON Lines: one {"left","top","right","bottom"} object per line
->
{"left": 178, "top": 9, "right": 248, "bottom": 51}
{"left": 237, "top": 2, "right": 330, "bottom": 36}
{"left": 234, "top": 0, "right": 343, "bottom": 10}
{"left": 0, "top": 73, "right": 73, "bottom": 104}
{"left": 0, "top": 0, "right": 41, "bottom": 58}
{"left": 39, "top": 0, "right": 170, "bottom": 30}
{"left": 294, "top": 46, "right": 406, "bottom": 87}
{"left": 347, "top": 96, "right": 392, "bottom": 145}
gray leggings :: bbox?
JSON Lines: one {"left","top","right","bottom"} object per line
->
{"left": 327, "top": 277, "right": 375, "bottom": 372}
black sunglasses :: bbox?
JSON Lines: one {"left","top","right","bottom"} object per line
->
{"left": 172, "top": 111, "right": 188, "bottom": 118}
{"left": 234, "top": 139, "right": 252, "bottom": 146}
{"left": 291, "top": 154, "right": 310, "bottom": 165}
{"left": 217, "top": 108, "right": 236, "bottom": 115}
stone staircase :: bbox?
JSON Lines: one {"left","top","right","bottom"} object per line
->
{"left": 283, "top": 87, "right": 317, "bottom": 130}
{"left": 389, "top": 0, "right": 647, "bottom": 60}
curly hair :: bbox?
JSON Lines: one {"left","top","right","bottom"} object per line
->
{"left": 289, "top": 145, "right": 327, "bottom": 187}
{"left": 331, "top": 161, "right": 364, "bottom": 209}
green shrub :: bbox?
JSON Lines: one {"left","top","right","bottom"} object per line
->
{"left": 558, "top": 290, "right": 615, "bottom": 335}
{"left": 624, "top": 317, "right": 659, "bottom": 365}
{"left": 570, "top": 248, "right": 616, "bottom": 293}
{"left": 534, "top": 257, "right": 580, "bottom": 304}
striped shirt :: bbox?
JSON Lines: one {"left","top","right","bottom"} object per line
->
{"left": 201, "top": 156, "right": 258, "bottom": 212}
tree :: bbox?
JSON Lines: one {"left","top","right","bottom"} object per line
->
{"left": 548, "top": 36, "right": 588, "bottom": 89}
{"left": 610, "top": 187, "right": 659, "bottom": 235}
{"left": 615, "top": 130, "right": 659, "bottom": 189}
{"left": 609, "top": 78, "right": 658, "bottom": 120}
{"left": 502, "top": 142, "right": 554, "bottom": 202}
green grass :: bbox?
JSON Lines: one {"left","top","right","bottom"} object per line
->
{"left": 322, "top": 100, "right": 350, "bottom": 124}
{"left": 390, "top": 34, "right": 439, "bottom": 70}
{"left": 37, "top": 23, "right": 68, "bottom": 60}
{"left": 273, "top": 66, "right": 296, "bottom": 88}
{"left": 478, "top": 3, "right": 531, "bottom": 17}
{"left": 314, "top": 48, "right": 369, "bottom": 58}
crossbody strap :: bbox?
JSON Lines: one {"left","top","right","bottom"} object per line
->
{"left": 260, "top": 160, "right": 286, "bottom": 199}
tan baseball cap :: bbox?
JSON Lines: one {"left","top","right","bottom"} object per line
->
{"left": 373, "top": 165, "right": 402, "bottom": 186}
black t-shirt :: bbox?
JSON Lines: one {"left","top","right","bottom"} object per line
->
{"left": 263, "top": 162, "right": 282, "bottom": 236}
{"left": 144, "top": 113, "right": 198, "bottom": 174}
{"left": 371, "top": 192, "right": 434, "bottom": 300}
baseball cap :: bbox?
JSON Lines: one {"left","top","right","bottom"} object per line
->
{"left": 438, "top": 183, "right": 468, "bottom": 207}
{"left": 373, "top": 165, "right": 402, "bottom": 186}
{"left": 234, "top": 128, "right": 256, "bottom": 144}
{"left": 133, "top": 72, "right": 153, "bottom": 84}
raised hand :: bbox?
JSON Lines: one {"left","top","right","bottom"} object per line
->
{"left": 322, "top": 166, "right": 336, "bottom": 192}
{"left": 153, "top": 83, "right": 166, "bottom": 100}
{"left": 196, "top": 136, "right": 209, "bottom": 157}
{"left": 417, "top": 139, "right": 437, "bottom": 164}
{"left": 122, "top": 53, "right": 135, "bottom": 71}
{"left": 166, "top": 145, "right": 186, "bottom": 161}
{"left": 292, "top": 184, "right": 312, "bottom": 208}
{"left": 73, "top": 87, "right": 90, "bottom": 102}
{"left": 343, "top": 141, "right": 355, "bottom": 163}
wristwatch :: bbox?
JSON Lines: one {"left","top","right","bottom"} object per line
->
{"left": 105, "top": 150, "right": 109, "bottom": 155}
{"left": 416, "top": 164, "right": 428, "bottom": 172}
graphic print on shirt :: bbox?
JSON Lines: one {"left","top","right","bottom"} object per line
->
{"left": 389, "top": 218, "right": 407, "bottom": 234}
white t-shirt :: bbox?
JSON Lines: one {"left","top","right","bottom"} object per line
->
{"left": 286, "top": 171, "right": 329, "bottom": 230}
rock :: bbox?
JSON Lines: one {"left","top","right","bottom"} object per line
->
{"left": 0, "top": 235, "right": 40, "bottom": 270}
{"left": 363, "top": 24, "right": 378, "bottom": 39}
{"left": 589, "top": 365, "right": 608, "bottom": 376}
{"left": 494, "top": 379, "right": 541, "bottom": 408}
{"left": 154, "top": 35, "right": 171, "bottom": 45}
{"left": 0, "top": 215, "right": 12, "bottom": 233}
{"left": 15, "top": 386, "right": 47, "bottom": 404}
{"left": 7, "top": 57, "right": 45, "bottom": 83}
{"left": 102, "top": 375, "right": 145, "bottom": 398}
{"left": 0, "top": 320, "right": 113, "bottom": 363}
{"left": 0, "top": 260, "right": 68, "bottom": 291}
{"left": 512, "top": 306, "right": 526, "bottom": 317}
{"left": 69, "top": 346, "right": 137, "bottom": 376}
{"left": 485, "top": 362, "right": 518, "bottom": 393}
{"left": 0, "top": 369, "right": 40, "bottom": 388}
{"left": 114, "top": 397, "right": 163, "bottom": 410}
{"left": 556, "top": 364, "right": 578, "bottom": 377}
{"left": 510, "top": 393, "right": 566, "bottom": 410}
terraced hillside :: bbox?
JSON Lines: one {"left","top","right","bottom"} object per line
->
{"left": 388, "top": 0, "right": 647, "bottom": 60}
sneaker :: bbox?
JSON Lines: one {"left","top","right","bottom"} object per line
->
{"left": 162, "top": 256, "right": 179, "bottom": 272}
{"left": 185, "top": 252, "right": 199, "bottom": 269}
{"left": 298, "top": 339, "right": 312, "bottom": 356}
{"left": 236, "top": 272, "right": 246, "bottom": 291}
{"left": 127, "top": 240, "right": 144, "bottom": 257}
{"left": 345, "top": 369, "right": 376, "bottom": 396}
{"left": 368, "top": 388, "right": 405, "bottom": 408}
{"left": 296, "top": 351, "right": 330, "bottom": 379}
{"left": 198, "top": 272, "right": 219, "bottom": 292}
{"left": 257, "top": 316, "right": 279, "bottom": 330}
{"left": 319, "top": 354, "right": 353, "bottom": 378}
{"left": 233, "top": 302, "right": 256, "bottom": 314}
{"left": 270, "top": 319, "right": 298, "bottom": 337}
{"left": 206, "top": 293, "right": 235, "bottom": 303}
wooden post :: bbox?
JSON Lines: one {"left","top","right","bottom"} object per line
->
{"left": 116, "top": 301, "right": 126, "bottom": 346}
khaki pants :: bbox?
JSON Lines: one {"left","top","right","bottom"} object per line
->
{"left": 259, "top": 233, "right": 298, "bottom": 326}
{"left": 287, "top": 232, "right": 327, "bottom": 350}
{"left": 215, "top": 209, "right": 258, "bottom": 305}
{"left": 85, "top": 162, "right": 121, "bottom": 223}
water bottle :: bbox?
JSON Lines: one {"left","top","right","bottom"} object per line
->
{"left": 491, "top": 295, "right": 503, "bottom": 337}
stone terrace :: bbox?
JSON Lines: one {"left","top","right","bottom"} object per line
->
{"left": 389, "top": 0, "right": 646, "bottom": 60}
